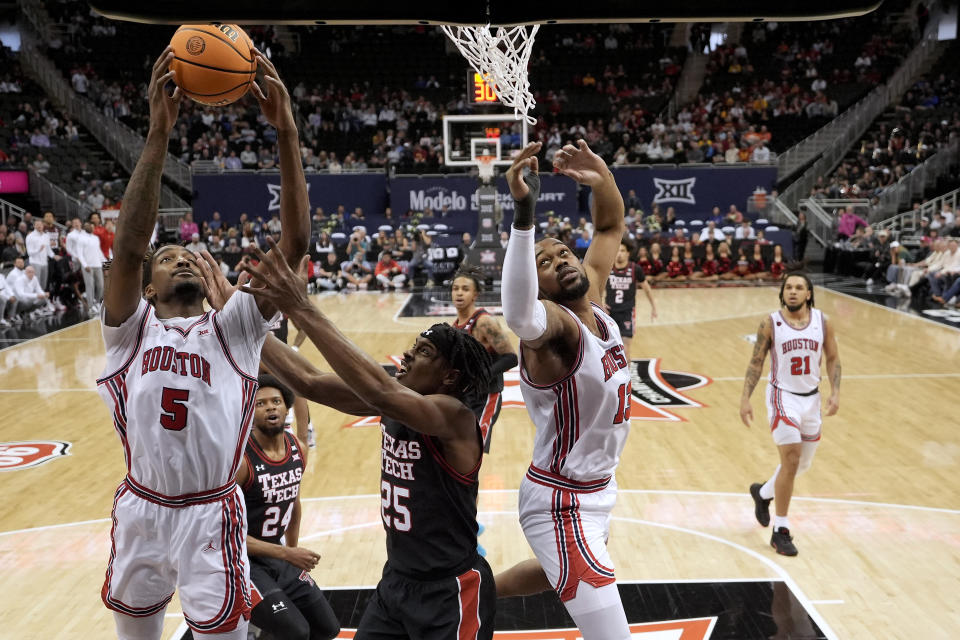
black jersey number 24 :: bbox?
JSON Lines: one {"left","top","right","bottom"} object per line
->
{"left": 160, "top": 387, "right": 190, "bottom": 431}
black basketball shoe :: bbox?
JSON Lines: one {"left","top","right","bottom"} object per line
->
{"left": 770, "top": 527, "right": 798, "bottom": 556}
{"left": 750, "top": 482, "right": 772, "bottom": 527}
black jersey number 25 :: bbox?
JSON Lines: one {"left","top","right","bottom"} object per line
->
{"left": 160, "top": 387, "right": 190, "bottom": 431}
{"left": 380, "top": 480, "right": 411, "bottom": 532}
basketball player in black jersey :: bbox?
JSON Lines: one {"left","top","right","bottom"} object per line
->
{"left": 604, "top": 238, "right": 657, "bottom": 358}
{"left": 196, "top": 243, "right": 496, "bottom": 639}
{"left": 451, "top": 265, "right": 518, "bottom": 452}
{"left": 236, "top": 375, "right": 340, "bottom": 640}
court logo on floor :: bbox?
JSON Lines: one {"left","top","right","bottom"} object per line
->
{"left": 344, "top": 357, "right": 709, "bottom": 427}
{"left": 0, "top": 440, "right": 71, "bottom": 471}
{"left": 333, "top": 618, "right": 715, "bottom": 639}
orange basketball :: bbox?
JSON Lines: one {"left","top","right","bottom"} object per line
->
{"left": 169, "top": 24, "right": 256, "bottom": 106}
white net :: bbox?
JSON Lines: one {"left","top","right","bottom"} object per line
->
{"left": 477, "top": 155, "right": 496, "bottom": 182}
{"left": 441, "top": 24, "right": 540, "bottom": 125}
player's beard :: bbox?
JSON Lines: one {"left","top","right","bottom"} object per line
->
{"left": 784, "top": 301, "right": 805, "bottom": 312}
{"left": 257, "top": 421, "right": 285, "bottom": 437}
{"left": 172, "top": 280, "right": 204, "bottom": 305}
{"left": 555, "top": 272, "right": 591, "bottom": 303}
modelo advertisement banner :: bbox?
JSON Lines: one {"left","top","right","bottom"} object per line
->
{"left": 192, "top": 173, "right": 388, "bottom": 223}
{"left": 389, "top": 174, "right": 577, "bottom": 223}
{"left": 611, "top": 165, "right": 778, "bottom": 218}
{"left": 0, "top": 171, "right": 29, "bottom": 193}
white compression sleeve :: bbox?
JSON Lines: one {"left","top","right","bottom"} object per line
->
{"left": 502, "top": 226, "right": 548, "bottom": 342}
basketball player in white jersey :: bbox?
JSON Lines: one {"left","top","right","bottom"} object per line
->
{"left": 96, "top": 49, "right": 309, "bottom": 640}
{"left": 740, "top": 273, "right": 841, "bottom": 556}
{"left": 496, "top": 140, "right": 633, "bottom": 640}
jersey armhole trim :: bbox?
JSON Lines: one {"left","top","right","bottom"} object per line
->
{"left": 96, "top": 303, "right": 152, "bottom": 384}
{"left": 519, "top": 307, "right": 585, "bottom": 391}
{"left": 421, "top": 434, "right": 480, "bottom": 486}
{"left": 212, "top": 312, "right": 258, "bottom": 382}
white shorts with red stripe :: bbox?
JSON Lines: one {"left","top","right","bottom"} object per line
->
{"left": 518, "top": 465, "right": 617, "bottom": 603}
{"left": 102, "top": 480, "right": 252, "bottom": 634}
{"left": 765, "top": 383, "right": 822, "bottom": 446}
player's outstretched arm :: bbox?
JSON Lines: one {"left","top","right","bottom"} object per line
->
{"left": 823, "top": 315, "right": 841, "bottom": 416}
{"left": 554, "top": 140, "right": 625, "bottom": 306}
{"left": 501, "top": 142, "right": 579, "bottom": 351}
{"left": 740, "top": 316, "right": 772, "bottom": 427}
{"left": 103, "top": 48, "right": 180, "bottom": 326}
{"left": 252, "top": 51, "right": 309, "bottom": 267}
{"left": 244, "top": 241, "right": 473, "bottom": 439}
{"left": 475, "top": 315, "right": 518, "bottom": 375}
{"left": 261, "top": 335, "right": 378, "bottom": 416}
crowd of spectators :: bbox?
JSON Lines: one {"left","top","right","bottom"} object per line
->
{"left": 36, "top": 0, "right": 926, "bottom": 179}
{"left": 825, "top": 199, "right": 960, "bottom": 307}
{"left": 0, "top": 209, "right": 116, "bottom": 326}
{"left": 812, "top": 47, "right": 960, "bottom": 205}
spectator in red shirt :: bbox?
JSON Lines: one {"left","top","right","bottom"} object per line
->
{"left": 691, "top": 243, "right": 720, "bottom": 282}
{"left": 89, "top": 212, "right": 110, "bottom": 260}
{"left": 374, "top": 251, "right": 406, "bottom": 291}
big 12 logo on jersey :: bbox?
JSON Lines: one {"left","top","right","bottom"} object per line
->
{"left": 0, "top": 441, "right": 71, "bottom": 471}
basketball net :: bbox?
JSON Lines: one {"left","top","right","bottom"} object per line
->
{"left": 477, "top": 155, "right": 496, "bottom": 182}
{"left": 441, "top": 24, "right": 540, "bottom": 125}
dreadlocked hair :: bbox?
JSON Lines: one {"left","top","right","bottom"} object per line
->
{"left": 452, "top": 264, "right": 486, "bottom": 293}
{"left": 427, "top": 323, "right": 493, "bottom": 407}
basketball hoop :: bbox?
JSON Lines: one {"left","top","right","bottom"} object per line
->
{"left": 477, "top": 155, "right": 496, "bottom": 182}
{"left": 441, "top": 24, "right": 540, "bottom": 125}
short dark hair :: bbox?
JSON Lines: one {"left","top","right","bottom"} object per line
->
{"left": 779, "top": 272, "right": 815, "bottom": 308}
{"left": 257, "top": 374, "right": 295, "bottom": 410}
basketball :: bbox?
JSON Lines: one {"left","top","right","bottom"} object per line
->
{"left": 168, "top": 23, "right": 256, "bottom": 106}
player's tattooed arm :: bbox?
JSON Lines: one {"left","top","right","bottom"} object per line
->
{"left": 823, "top": 315, "right": 841, "bottom": 415}
{"left": 742, "top": 317, "right": 771, "bottom": 399}
{"left": 103, "top": 48, "right": 181, "bottom": 326}
{"left": 477, "top": 316, "right": 519, "bottom": 376}
{"left": 740, "top": 317, "right": 771, "bottom": 427}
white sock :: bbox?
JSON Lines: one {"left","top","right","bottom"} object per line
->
{"left": 773, "top": 516, "right": 790, "bottom": 531}
{"left": 759, "top": 465, "right": 779, "bottom": 500}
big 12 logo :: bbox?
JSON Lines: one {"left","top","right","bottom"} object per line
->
{"left": 0, "top": 441, "right": 71, "bottom": 471}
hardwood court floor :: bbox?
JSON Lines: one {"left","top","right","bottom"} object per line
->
{"left": 0, "top": 287, "right": 958, "bottom": 639}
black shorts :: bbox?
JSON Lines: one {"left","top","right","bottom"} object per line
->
{"left": 250, "top": 555, "right": 322, "bottom": 606}
{"left": 354, "top": 556, "right": 495, "bottom": 640}
{"left": 610, "top": 308, "right": 635, "bottom": 338}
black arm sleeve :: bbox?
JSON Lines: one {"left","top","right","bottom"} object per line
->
{"left": 512, "top": 173, "right": 541, "bottom": 230}
{"left": 489, "top": 352, "right": 519, "bottom": 376}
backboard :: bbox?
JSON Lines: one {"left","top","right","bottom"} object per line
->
{"left": 442, "top": 114, "right": 529, "bottom": 168}
{"left": 89, "top": 0, "right": 883, "bottom": 25}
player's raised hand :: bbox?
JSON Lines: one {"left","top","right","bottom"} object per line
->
{"left": 193, "top": 250, "right": 248, "bottom": 311}
{"left": 505, "top": 141, "right": 541, "bottom": 201}
{"left": 284, "top": 546, "right": 321, "bottom": 571}
{"left": 251, "top": 50, "right": 295, "bottom": 133}
{"left": 553, "top": 140, "right": 610, "bottom": 187}
{"left": 739, "top": 399, "right": 753, "bottom": 428}
{"left": 150, "top": 46, "right": 181, "bottom": 134}
{"left": 239, "top": 237, "right": 311, "bottom": 312}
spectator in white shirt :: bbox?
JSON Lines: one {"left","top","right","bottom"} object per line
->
{"left": 941, "top": 203, "right": 956, "bottom": 228}
{"left": 928, "top": 239, "right": 960, "bottom": 299}
{"left": 78, "top": 222, "right": 105, "bottom": 313}
{"left": 71, "top": 70, "right": 88, "bottom": 94}
{"left": 735, "top": 220, "right": 756, "bottom": 240}
{"left": 750, "top": 142, "right": 772, "bottom": 163}
{"left": 185, "top": 233, "right": 208, "bottom": 254}
{"left": 13, "top": 265, "right": 53, "bottom": 317}
{"left": 25, "top": 221, "right": 53, "bottom": 290}
{"left": 0, "top": 270, "right": 18, "bottom": 326}
{"left": 699, "top": 221, "right": 726, "bottom": 243}
{"left": 32, "top": 152, "right": 51, "bottom": 173}
{"left": 65, "top": 216, "right": 83, "bottom": 266}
